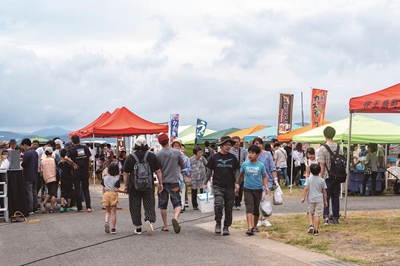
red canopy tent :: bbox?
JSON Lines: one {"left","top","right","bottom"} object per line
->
{"left": 91, "top": 106, "right": 168, "bottom": 137}
{"left": 344, "top": 83, "right": 400, "bottom": 217}
{"left": 69, "top": 111, "right": 112, "bottom": 138}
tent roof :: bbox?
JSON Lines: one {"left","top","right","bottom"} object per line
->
{"left": 349, "top": 83, "right": 400, "bottom": 113}
{"left": 69, "top": 111, "right": 112, "bottom": 138}
{"left": 179, "top": 129, "right": 216, "bottom": 145}
{"left": 292, "top": 115, "right": 400, "bottom": 144}
{"left": 198, "top": 127, "right": 241, "bottom": 144}
{"left": 30, "top": 136, "right": 48, "bottom": 144}
{"left": 276, "top": 120, "right": 330, "bottom": 143}
{"left": 88, "top": 107, "right": 168, "bottom": 137}
{"left": 243, "top": 124, "right": 302, "bottom": 142}
{"left": 228, "top": 125, "right": 267, "bottom": 141}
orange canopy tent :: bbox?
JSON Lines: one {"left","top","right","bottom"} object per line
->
{"left": 349, "top": 83, "right": 400, "bottom": 113}
{"left": 227, "top": 124, "right": 267, "bottom": 142}
{"left": 69, "top": 111, "right": 111, "bottom": 138}
{"left": 344, "top": 82, "right": 400, "bottom": 218}
{"left": 277, "top": 120, "right": 330, "bottom": 143}
{"left": 91, "top": 106, "right": 168, "bottom": 137}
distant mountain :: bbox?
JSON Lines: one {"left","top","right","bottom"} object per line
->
{"left": 31, "top": 127, "right": 71, "bottom": 137}
{"left": 0, "top": 131, "right": 23, "bottom": 142}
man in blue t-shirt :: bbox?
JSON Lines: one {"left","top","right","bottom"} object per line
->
{"left": 238, "top": 145, "right": 269, "bottom": 236}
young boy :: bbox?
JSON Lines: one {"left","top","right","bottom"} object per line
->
{"left": 238, "top": 145, "right": 269, "bottom": 236}
{"left": 101, "top": 162, "right": 124, "bottom": 234}
{"left": 40, "top": 147, "right": 58, "bottom": 213}
{"left": 301, "top": 164, "right": 328, "bottom": 236}
{"left": 58, "top": 149, "right": 74, "bottom": 212}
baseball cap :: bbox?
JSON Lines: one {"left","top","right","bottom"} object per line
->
{"left": 9, "top": 139, "right": 17, "bottom": 145}
{"left": 55, "top": 139, "right": 63, "bottom": 145}
{"left": 135, "top": 136, "right": 147, "bottom": 146}
{"left": 45, "top": 147, "right": 53, "bottom": 154}
{"left": 157, "top": 133, "right": 169, "bottom": 145}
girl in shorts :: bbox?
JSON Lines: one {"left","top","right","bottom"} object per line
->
{"left": 101, "top": 162, "right": 124, "bottom": 234}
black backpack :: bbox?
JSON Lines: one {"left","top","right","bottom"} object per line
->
{"left": 322, "top": 144, "right": 347, "bottom": 184}
{"left": 204, "top": 147, "right": 210, "bottom": 159}
{"left": 130, "top": 151, "right": 153, "bottom": 191}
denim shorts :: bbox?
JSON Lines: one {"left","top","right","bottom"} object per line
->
{"left": 158, "top": 183, "right": 181, "bottom": 210}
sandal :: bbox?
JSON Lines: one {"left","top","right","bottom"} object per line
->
{"left": 49, "top": 209, "right": 54, "bottom": 214}
{"left": 87, "top": 208, "right": 93, "bottom": 212}
{"left": 161, "top": 228, "right": 169, "bottom": 232}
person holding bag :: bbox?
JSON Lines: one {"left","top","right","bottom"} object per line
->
{"left": 189, "top": 147, "right": 208, "bottom": 210}
{"left": 361, "top": 144, "right": 379, "bottom": 196}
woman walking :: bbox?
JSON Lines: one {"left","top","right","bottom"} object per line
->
{"left": 189, "top": 147, "right": 208, "bottom": 210}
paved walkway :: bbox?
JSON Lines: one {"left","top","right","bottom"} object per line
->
{"left": 1, "top": 183, "right": 398, "bottom": 265}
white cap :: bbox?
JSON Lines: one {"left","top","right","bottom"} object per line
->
{"left": 135, "top": 137, "right": 147, "bottom": 146}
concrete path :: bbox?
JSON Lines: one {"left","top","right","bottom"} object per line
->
{"left": 1, "top": 184, "right": 398, "bottom": 266}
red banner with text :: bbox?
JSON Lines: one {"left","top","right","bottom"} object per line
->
{"left": 311, "top": 89, "right": 328, "bottom": 128}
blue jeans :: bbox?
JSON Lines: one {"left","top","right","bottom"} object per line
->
{"left": 25, "top": 181, "right": 37, "bottom": 213}
{"left": 280, "top": 167, "right": 290, "bottom": 185}
{"left": 158, "top": 183, "right": 181, "bottom": 209}
{"left": 324, "top": 178, "right": 340, "bottom": 220}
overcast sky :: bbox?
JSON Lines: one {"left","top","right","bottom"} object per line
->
{"left": 1, "top": 0, "right": 399, "bottom": 133}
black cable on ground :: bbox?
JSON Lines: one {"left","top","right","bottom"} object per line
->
{"left": 21, "top": 213, "right": 215, "bottom": 266}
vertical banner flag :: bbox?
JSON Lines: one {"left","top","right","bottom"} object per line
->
{"left": 195, "top": 118, "right": 207, "bottom": 145}
{"left": 170, "top": 114, "right": 179, "bottom": 141}
{"left": 277, "top": 94, "right": 294, "bottom": 135}
{"left": 311, "top": 89, "right": 328, "bottom": 128}
{"left": 116, "top": 137, "right": 126, "bottom": 156}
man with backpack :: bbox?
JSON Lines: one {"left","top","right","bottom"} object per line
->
{"left": 203, "top": 141, "right": 214, "bottom": 159}
{"left": 317, "top": 126, "right": 345, "bottom": 225}
{"left": 123, "top": 137, "right": 163, "bottom": 236}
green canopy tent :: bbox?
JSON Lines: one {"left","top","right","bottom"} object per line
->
{"left": 30, "top": 136, "right": 49, "bottom": 145}
{"left": 197, "top": 127, "right": 241, "bottom": 144}
{"left": 292, "top": 115, "right": 400, "bottom": 144}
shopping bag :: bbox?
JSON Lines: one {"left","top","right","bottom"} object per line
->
{"left": 260, "top": 194, "right": 272, "bottom": 217}
{"left": 273, "top": 186, "right": 284, "bottom": 205}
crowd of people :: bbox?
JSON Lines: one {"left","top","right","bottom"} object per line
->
{"left": 1, "top": 125, "right": 398, "bottom": 238}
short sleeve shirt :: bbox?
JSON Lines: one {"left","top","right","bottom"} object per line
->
{"left": 317, "top": 143, "right": 343, "bottom": 180}
{"left": 240, "top": 161, "right": 266, "bottom": 190}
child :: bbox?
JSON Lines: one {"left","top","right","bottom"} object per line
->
{"left": 95, "top": 155, "right": 106, "bottom": 181}
{"left": 58, "top": 149, "right": 75, "bottom": 212}
{"left": 40, "top": 147, "right": 58, "bottom": 213}
{"left": 238, "top": 145, "right": 269, "bottom": 236}
{"left": 101, "top": 162, "right": 124, "bottom": 234}
{"left": 301, "top": 164, "right": 328, "bottom": 236}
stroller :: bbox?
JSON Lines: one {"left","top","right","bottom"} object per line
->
{"left": 386, "top": 167, "right": 400, "bottom": 194}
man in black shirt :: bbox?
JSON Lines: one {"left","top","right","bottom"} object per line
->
{"left": 203, "top": 136, "right": 240, "bottom": 236}
{"left": 66, "top": 135, "right": 93, "bottom": 212}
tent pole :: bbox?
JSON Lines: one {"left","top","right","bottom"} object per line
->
{"left": 290, "top": 145, "right": 294, "bottom": 194}
{"left": 93, "top": 134, "right": 95, "bottom": 185}
{"left": 344, "top": 112, "right": 353, "bottom": 219}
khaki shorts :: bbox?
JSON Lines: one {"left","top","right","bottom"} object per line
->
{"left": 102, "top": 191, "right": 119, "bottom": 207}
{"left": 308, "top": 202, "right": 324, "bottom": 216}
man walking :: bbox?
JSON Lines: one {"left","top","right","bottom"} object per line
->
{"left": 156, "top": 133, "right": 185, "bottom": 233}
{"left": 65, "top": 135, "right": 93, "bottom": 212}
{"left": 20, "top": 138, "right": 39, "bottom": 214}
{"left": 204, "top": 136, "right": 240, "bottom": 236}
{"left": 318, "top": 126, "right": 342, "bottom": 225}
{"left": 230, "top": 136, "right": 247, "bottom": 210}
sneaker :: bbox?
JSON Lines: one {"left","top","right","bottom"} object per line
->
{"left": 184, "top": 203, "right": 189, "bottom": 208}
{"left": 69, "top": 206, "right": 78, "bottom": 211}
{"left": 60, "top": 206, "right": 65, "bottom": 213}
{"left": 215, "top": 223, "right": 221, "bottom": 234}
{"left": 331, "top": 220, "right": 339, "bottom": 225}
{"left": 324, "top": 220, "right": 329, "bottom": 226}
{"left": 223, "top": 227, "right": 230, "bottom": 236}
{"left": 256, "top": 220, "right": 264, "bottom": 227}
{"left": 263, "top": 219, "right": 272, "bottom": 227}
{"left": 246, "top": 228, "right": 254, "bottom": 236}
{"left": 111, "top": 228, "right": 116, "bottom": 234}
{"left": 193, "top": 207, "right": 198, "bottom": 210}
{"left": 145, "top": 221, "right": 153, "bottom": 236}
{"left": 134, "top": 227, "right": 142, "bottom": 235}
{"left": 105, "top": 223, "right": 110, "bottom": 233}
{"left": 252, "top": 227, "right": 260, "bottom": 233}
{"left": 40, "top": 202, "right": 46, "bottom": 213}
{"left": 308, "top": 225, "right": 314, "bottom": 233}
{"left": 314, "top": 230, "right": 319, "bottom": 236}
{"left": 34, "top": 210, "right": 39, "bottom": 214}
{"left": 172, "top": 218, "right": 181, "bottom": 234}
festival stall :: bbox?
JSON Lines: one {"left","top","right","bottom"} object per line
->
{"left": 228, "top": 125, "right": 267, "bottom": 142}
{"left": 276, "top": 120, "right": 330, "bottom": 143}
{"left": 244, "top": 124, "right": 302, "bottom": 143}
{"left": 198, "top": 127, "right": 241, "bottom": 144}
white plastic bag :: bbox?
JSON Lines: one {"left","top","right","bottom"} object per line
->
{"left": 260, "top": 194, "right": 272, "bottom": 217}
{"left": 273, "top": 186, "right": 284, "bottom": 205}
